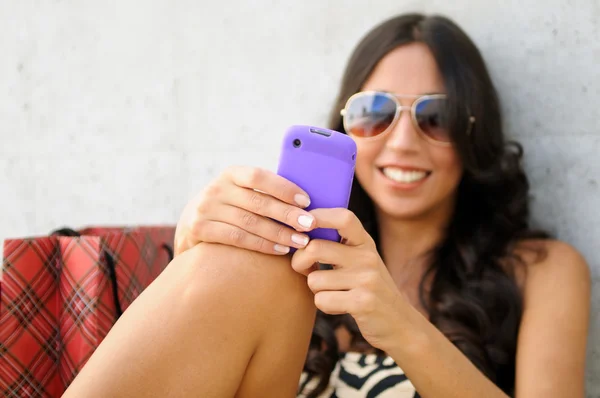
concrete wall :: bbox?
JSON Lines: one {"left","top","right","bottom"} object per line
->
{"left": 1, "top": 1, "right": 598, "bottom": 395}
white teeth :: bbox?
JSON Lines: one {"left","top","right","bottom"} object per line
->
{"left": 382, "top": 167, "right": 428, "bottom": 183}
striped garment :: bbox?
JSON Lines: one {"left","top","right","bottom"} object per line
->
{"left": 298, "top": 352, "right": 421, "bottom": 398}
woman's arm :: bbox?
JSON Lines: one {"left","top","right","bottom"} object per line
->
{"left": 294, "top": 210, "right": 591, "bottom": 398}
{"left": 385, "top": 302, "right": 510, "bottom": 398}
{"left": 384, "top": 240, "right": 590, "bottom": 398}
{"left": 514, "top": 240, "right": 590, "bottom": 397}
{"left": 63, "top": 242, "right": 316, "bottom": 398}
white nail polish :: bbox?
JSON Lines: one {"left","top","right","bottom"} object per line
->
{"left": 274, "top": 244, "right": 290, "bottom": 254}
{"left": 291, "top": 234, "right": 309, "bottom": 246}
{"left": 294, "top": 194, "right": 311, "bottom": 208}
{"left": 298, "top": 215, "right": 314, "bottom": 229}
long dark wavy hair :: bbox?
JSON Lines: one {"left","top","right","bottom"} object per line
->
{"left": 300, "top": 13, "right": 550, "bottom": 397}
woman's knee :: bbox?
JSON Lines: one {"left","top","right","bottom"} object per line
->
{"left": 177, "top": 243, "right": 316, "bottom": 397}
{"left": 176, "top": 242, "right": 314, "bottom": 326}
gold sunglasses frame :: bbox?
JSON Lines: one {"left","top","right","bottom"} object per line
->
{"left": 340, "top": 91, "right": 476, "bottom": 147}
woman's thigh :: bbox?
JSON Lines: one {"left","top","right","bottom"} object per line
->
{"left": 63, "top": 243, "right": 316, "bottom": 398}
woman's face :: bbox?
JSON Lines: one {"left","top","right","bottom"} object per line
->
{"left": 353, "top": 43, "right": 463, "bottom": 221}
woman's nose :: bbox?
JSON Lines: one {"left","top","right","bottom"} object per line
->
{"left": 384, "top": 109, "right": 422, "bottom": 152}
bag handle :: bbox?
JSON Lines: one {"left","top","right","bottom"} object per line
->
{"left": 51, "top": 227, "right": 174, "bottom": 320}
{"left": 161, "top": 243, "right": 174, "bottom": 262}
{"left": 51, "top": 228, "right": 123, "bottom": 319}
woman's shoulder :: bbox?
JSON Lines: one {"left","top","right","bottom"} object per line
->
{"left": 508, "top": 239, "right": 590, "bottom": 396}
{"left": 511, "top": 238, "right": 591, "bottom": 306}
{"left": 512, "top": 238, "right": 589, "bottom": 276}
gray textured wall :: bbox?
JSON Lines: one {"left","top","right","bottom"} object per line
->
{"left": 1, "top": 1, "right": 598, "bottom": 395}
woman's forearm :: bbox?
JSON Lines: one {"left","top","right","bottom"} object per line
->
{"left": 387, "top": 307, "right": 508, "bottom": 398}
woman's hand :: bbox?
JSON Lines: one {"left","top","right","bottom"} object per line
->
{"left": 174, "top": 166, "right": 317, "bottom": 256}
{"left": 291, "top": 208, "right": 410, "bottom": 352}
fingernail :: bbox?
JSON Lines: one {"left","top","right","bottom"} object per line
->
{"left": 274, "top": 244, "right": 290, "bottom": 254}
{"left": 291, "top": 234, "right": 309, "bottom": 247}
{"left": 298, "top": 215, "right": 314, "bottom": 229}
{"left": 294, "top": 194, "right": 311, "bottom": 208}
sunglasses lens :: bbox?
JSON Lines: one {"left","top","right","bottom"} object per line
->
{"left": 344, "top": 93, "right": 397, "bottom": 137}
{"left": 414, "top": 98, "right": 451, "bottom": 143}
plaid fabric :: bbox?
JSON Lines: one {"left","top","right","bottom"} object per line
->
{"left": 1, "top": 226, "right": 175, "bottom": 397}
{"left": 1, "top": 238, "right": 63, "bottom": 397}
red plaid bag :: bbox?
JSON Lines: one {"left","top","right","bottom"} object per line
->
{"left": 1, "top": 237, "right": 62, "bottom": 397}
{"left": 1, "top": 226, "right": 175, "bottom": 397}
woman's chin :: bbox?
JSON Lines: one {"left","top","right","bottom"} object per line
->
{"left": 374, "top": 198, "right": 431, "bottom": 221}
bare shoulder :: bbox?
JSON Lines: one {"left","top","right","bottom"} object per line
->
{"left": 512, "top": 239, "right": 591, "bottom": 397}
{"left": 512, "top": 239, "right": 591, "bottom": 295}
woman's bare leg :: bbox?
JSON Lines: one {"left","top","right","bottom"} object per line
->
{"left": 63, "top": 243, "right": 316, "bottom": 398}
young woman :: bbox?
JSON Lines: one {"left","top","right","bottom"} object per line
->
{"left": 63, "top": 13, "right": 591, "bottom": 398}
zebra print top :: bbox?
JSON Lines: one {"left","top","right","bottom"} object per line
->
{"left": 297, "top": 352, "right": 421, "bottom": 398}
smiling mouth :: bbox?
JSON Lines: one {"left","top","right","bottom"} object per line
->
{"left": 380, "top": 167, "right": 431, "bottom": 184}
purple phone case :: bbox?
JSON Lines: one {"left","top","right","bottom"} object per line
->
{"left": 277, "top": 125, "right": 357, "bottom": 243}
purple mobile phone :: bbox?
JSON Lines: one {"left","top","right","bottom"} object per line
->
{"left": 277, "top": 125, "right": 357, "bottom": 243}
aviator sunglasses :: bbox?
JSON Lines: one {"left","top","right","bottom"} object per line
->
{"left": 340, "top": 91, "right": 476, "bottom": 146}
